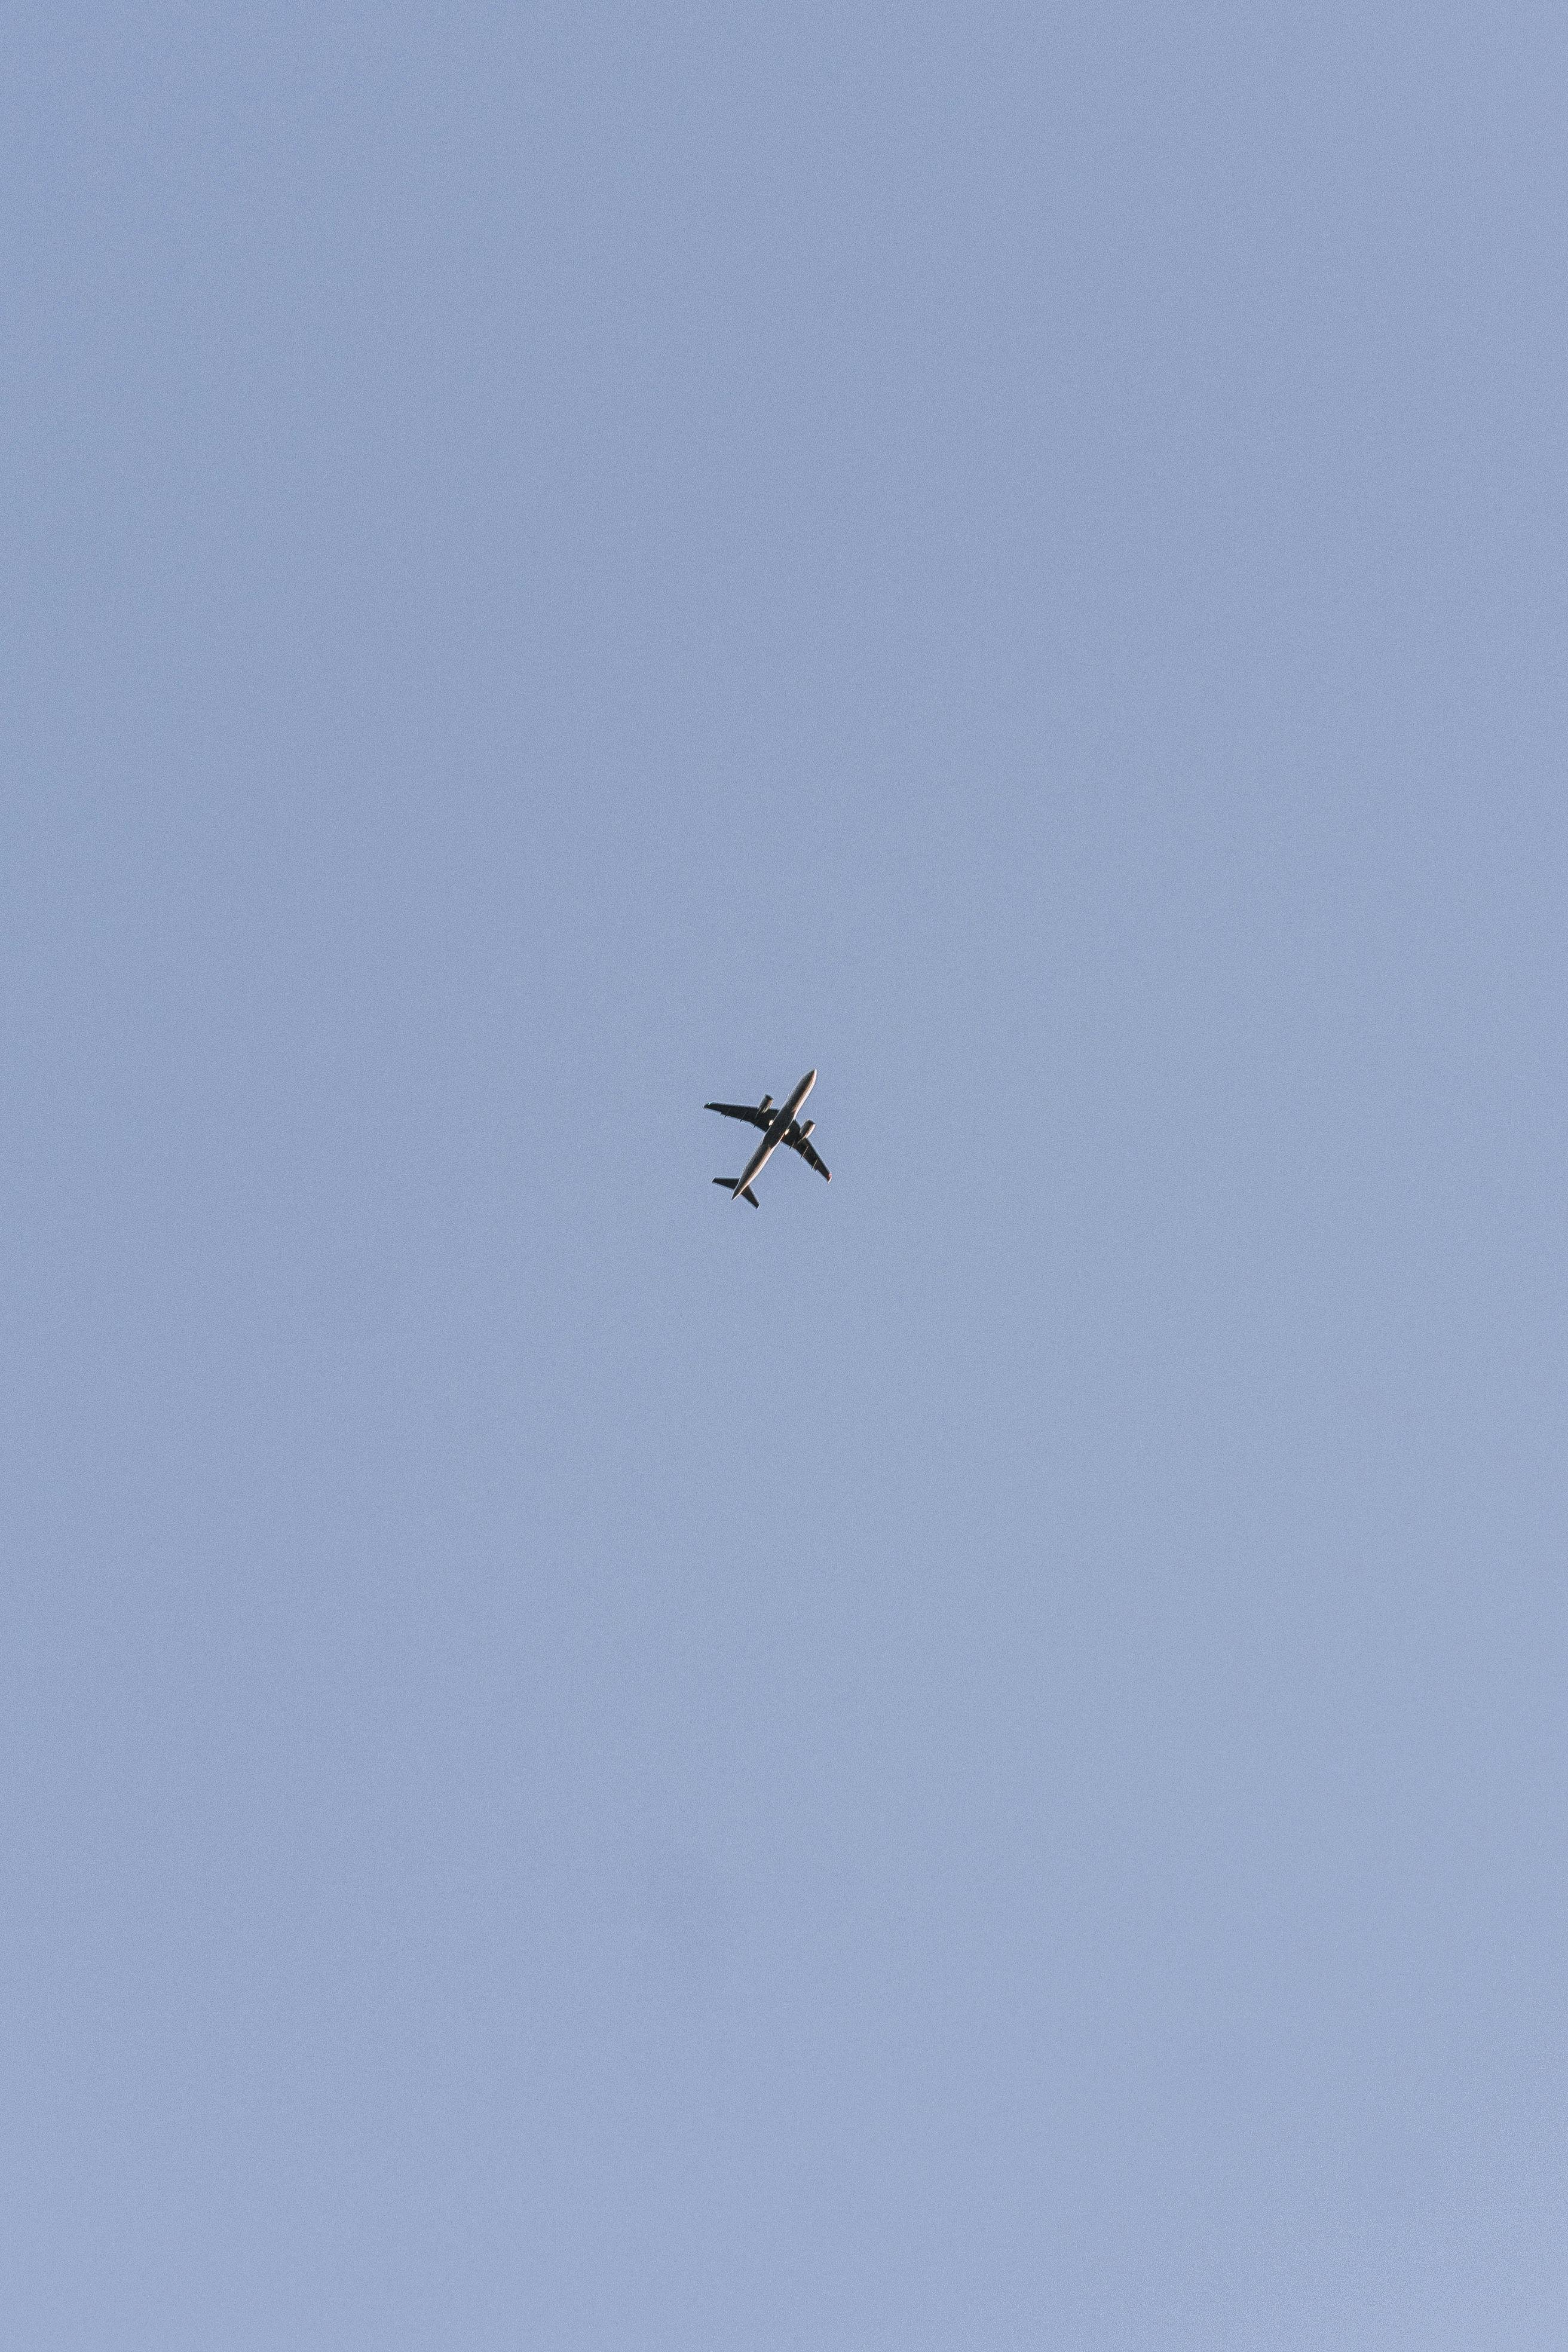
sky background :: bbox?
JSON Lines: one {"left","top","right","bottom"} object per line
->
{"left": 4, "top": 5, "right": 1567, "bottom": 2346}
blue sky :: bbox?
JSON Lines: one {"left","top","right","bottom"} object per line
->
{"left": 5, "top": 6, "right": 1566, "bottom": 2345}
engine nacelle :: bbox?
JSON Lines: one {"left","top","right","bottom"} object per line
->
{"left": 797, "top": 1119, "right": 815, "bottom": 1140}
{"left": 758, "top": 1095, "right": 773, "bottom": 1113}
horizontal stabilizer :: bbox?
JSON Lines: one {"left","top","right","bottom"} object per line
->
{"left": 712, "top": 1177, "right": 761, "bottom": 1206}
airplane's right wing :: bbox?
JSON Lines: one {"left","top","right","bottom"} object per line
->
{"left": 786, "top": 1129, "right": 831, "bottom": 1181}
{"left": 704, "top": 1101, "right": 771, "bottom": 1131}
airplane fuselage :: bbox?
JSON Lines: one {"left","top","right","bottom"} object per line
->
{"left": 732, "top": 1068, "right": 815, "bottom": 1200}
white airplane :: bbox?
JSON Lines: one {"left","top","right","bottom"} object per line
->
{"left": 706, "top": 1068, "right": 831, "bottom": 1206}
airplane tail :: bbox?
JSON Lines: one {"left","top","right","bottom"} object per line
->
{"left": 712, "top": 1178, "right": 761, "bottom": 1207}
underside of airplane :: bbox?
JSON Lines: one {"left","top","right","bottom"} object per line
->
{"left": 706, "top": 1069, "right": 830, "bottom": 1205}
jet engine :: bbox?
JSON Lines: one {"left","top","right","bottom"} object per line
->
{"left": 758, "top": 1095, "right": 773, "bottom": 1112}
{"left": 797, "top": 1119, "right": 815, "bottom": 1140}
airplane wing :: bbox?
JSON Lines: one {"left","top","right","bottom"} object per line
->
{"left": 705, "top": 1101, "right": 772, "bottom": 1131}
{"left": 786, "top": 1126, "right": 831, "bottom": 1181}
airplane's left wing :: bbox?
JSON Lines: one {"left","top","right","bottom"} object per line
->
{"left": 705, "top": 1101, "right": 771, "bottom": 1131}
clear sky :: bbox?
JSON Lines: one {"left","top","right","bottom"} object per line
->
{"left": 5, "top": 6, "right": 1566, "bottom": 2346}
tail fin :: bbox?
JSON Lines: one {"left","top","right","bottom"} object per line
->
{"left": 712, "top": 1178, "right": 761, "bottom": 1206}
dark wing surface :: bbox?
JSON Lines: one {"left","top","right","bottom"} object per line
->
{"left": 705, "top": 1101, "right": 772, "bottom": 1131}
{"left": 785, "top": 1126, "right": 831, "bottom": 1180}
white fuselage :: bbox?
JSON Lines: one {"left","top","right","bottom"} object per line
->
{"left": 733, "top": 1068, "right": 815, "bottom": 1199}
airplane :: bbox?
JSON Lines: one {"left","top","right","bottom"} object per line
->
{"left": 705, "top": 1068, "right": 831, "bottom": 1205}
